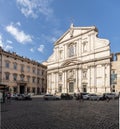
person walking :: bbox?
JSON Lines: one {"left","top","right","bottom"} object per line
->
{"left": 106, "top": 96, "right": 110, "bottom": 102}
{"left": 79, "top": 92, "right": 83, "bottom": 102}
{"left": 7, "top": 92, "right": 11, "bottom": 102}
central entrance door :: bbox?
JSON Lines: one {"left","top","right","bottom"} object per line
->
{"left": 20, "top": 85, "right": 25, "bottom": 94}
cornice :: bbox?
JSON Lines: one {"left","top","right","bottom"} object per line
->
{"left": 0, "top": 47, "right": 47, "bottom": 68}
{"left": 47, "top": 55, "right": 111, "bottom": 72}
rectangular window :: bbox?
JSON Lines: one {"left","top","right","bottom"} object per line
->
{"left": 13, "top": 63, "right": 17, "bottom": 70}
{"left": 111, "top": 73, "right": 117, "bottom": 84}
{"left": 33, "top": 68, "right": 36, "bottom": 74}
{"left": 13, "top": 74, "right": 17, "bottom": 81}
{"left": 21, "top": 65, "right": 24, "bottom": 72}
{"left": 5, "top": 73, "right": 10, "bottom": 80}
{"left": 5, "top": 61, "right": 9, "bottom": 68}
{"left": 27, "top": 66, "right": 30, "bottom": 72}
{"left": 20, "top": 75, "right": 24, "bottom": 81}
{"left": 32, "top": 77, "right": 35, "bottom": 83}
{"left": 27, "top": 76, "right": 30, "bottom": 82}
{"left": 82, "top": 41, "right": 88, "bottom": 52}
{"left": 58, "top": 74, "right": 62, "bottom": 81}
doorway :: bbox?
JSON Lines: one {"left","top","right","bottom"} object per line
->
{"left": 20, "top": 86, "right": 25, "bottom": 94}
{"left": 83, "top": 85, "right": 87, "bottom": 92}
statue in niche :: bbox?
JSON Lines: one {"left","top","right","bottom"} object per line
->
{"left": 68, "top": 70, "right": 74, "bottom": 78}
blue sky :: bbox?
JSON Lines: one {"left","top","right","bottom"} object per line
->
{"left": 0, "top": 0, "right": 120, "bottom": 63}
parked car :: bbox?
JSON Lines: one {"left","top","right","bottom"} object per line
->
{"left": 87, "top": 94, "right": 102, "bottom": 101}
{"left": 61, "top": 93, "right": 73, "bottom": 100}
{"left": 11, "top": 93, "right": 19, "bottom": 100}
{"left": 43, "top": 94, "right": 61, "bottom": 100}
{"left": 102, "top": 93, "right": 119, "bottom": 100}
{"left": 82, "top": 93, "right": 90, "bottom": 100}
{"left": 28, "top": 93, "right": 35, "bottom": 96}
{"left": 15, "top": 94, "right": 32, "bottom": 100}
{"left": 76, "top": 92, "right": 89, "bottom": 100}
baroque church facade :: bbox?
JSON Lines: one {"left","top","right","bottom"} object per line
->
{"left": 46, "top": 24, "right": 111, "bottom": 95}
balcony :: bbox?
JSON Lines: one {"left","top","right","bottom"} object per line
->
{"left": 17, "top": 80, "right": 28, "bottom": 85}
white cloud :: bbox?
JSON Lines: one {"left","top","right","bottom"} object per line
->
{"left": 0, "top": 35, "right": 13, "bottom": 51}
{"left": 16, "top": 22, "right": 21, "bottom": 26}
{"left": 40, "top": 29, "right": 63, "bottom": 44}
{"left": 4, "top": 45, "right": 13, "bottom": 51}
{"left": 30, "top": 48, "right": 34, "bottom": 52}
{"left": 6, "top": 40, "right": 13, "bottom": 44}
{"left": 0, "top": 35, "right": 3, "bottom": 47}
{"left": 16, "top": 0, "right": 53, "bottom": 19}
{"left": 6, "top": 24, "right": 32, "bottom": 44}
{"left": 38, "top": 44, "right": 44, "bottom": 53}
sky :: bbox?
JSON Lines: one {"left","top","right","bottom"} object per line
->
{"left": 0, "top": 0, "right": 120, "bottom": 63}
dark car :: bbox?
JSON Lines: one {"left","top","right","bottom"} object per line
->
{"left": 61, "top": 93, "right": 73, "bottom": 100}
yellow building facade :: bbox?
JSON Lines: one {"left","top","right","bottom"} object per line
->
{"left": 0, "top": 47, "right": 47, "bottom": 95}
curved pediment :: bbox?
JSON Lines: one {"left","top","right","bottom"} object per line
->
{"left": 61, "top": 60, "right": 78, "bottom": 67}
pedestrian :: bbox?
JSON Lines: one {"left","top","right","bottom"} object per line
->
{"left": 7, "top": 92, "right": 11, "bottom": 102}
{"left": 79, "top": 93, "right": 83, "bottom": 102}
{"left": 80, "top": 93, "right": 84, "bottom": 102}
{"left": 106, "top": 96, "right": 110, "bottom": 102}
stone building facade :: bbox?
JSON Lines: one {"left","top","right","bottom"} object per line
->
{"left": 111, "top": 53, "right": 120, "bottom": 93}
{"left": 47, "top": 24, "right": 111, "bottom": 95}
{"left": 0, "top": 47, "right": 47, "bottom": 94}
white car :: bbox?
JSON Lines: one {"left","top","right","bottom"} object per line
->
{"left": 83, "top": 94, "right": 90, "bottom": 100}
{"left": 28, "top": 93, "right": 35, "bottom": 96}
{"left": 43, "top": 94, "right": 61, "bottom": 100}
{"left": 88, "top": 94, "right": 101, "bottom": 100}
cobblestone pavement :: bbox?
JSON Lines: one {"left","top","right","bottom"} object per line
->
{"left": 1, "top": 98, "right": 119, "bottom": 129}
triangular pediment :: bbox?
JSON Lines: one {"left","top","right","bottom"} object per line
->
{"left": 55, "top": 26, "right": 97, "bottom": 45}
{"left": 61, "top": 60, "right": 79, "bottom": 67}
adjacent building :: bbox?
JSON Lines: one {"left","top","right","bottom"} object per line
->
{"left": 0, "top": 47, "right": 47, "bottom": 95}
{"left": 111, "top": 53, "right": 120, "bottom": 93}
{"left": 46, "top": 24, "right": 111, "bottom": 95}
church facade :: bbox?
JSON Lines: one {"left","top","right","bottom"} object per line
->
{"left": 47, "top": 25, "right": 111, "bottom": 95}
